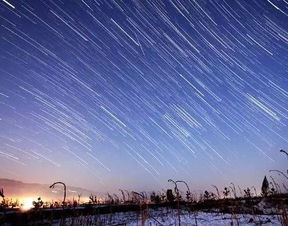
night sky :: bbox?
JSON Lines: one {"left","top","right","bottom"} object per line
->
{"left": 0, "top": 0, "right": 287, "bottom": 193}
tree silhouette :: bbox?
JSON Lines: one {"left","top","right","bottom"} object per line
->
{"left": 77, "top": 194, "right": 81, "bottom": 204}
{"left": 107, "top": 193, "right": 114, "bottom": 204}
{"left": 0, "top": 188, "right": 4, "bottom": 200}
{"left": 168, "top": 179, "right": 179, "bottom": 197}
{"left": 280, "top": 149, "right": 288, "bottom": 174}
{"left": 89, "top": 194, "right": 97, "bottom": 204}
{"left": 211, "top": 185, "right": 220, "bottom": 198}
{"left": 251, "top": 186, "right": 257, "bottom": 196}
{"left": 119, "top": 189, "right": 126, "bottom": 203}
{"left": 223, "top": 187, "right": 230, "bottom": 198}
{"left": 33, "top": 197, "right": 43, "bottom": 210}
{"left": 125, "top": 190, "right": 131, "bottom": 201}
{"left": 49, "top": 182, "right": 66, "bottom": 205}
{"left": 261, "top": 176, "right": 269, "bottom": 197}
{"left": 269, "top": 170, "right": 288, "bottom": 180}
{"left": 244, "top": 188, "right": 251, "bottom": 198}
{"left": 168, "top": 179, "right": 181, "bottom": 226}
{"left": 166, "top": 189, "right": 175, "bottom": 202}
{"left": 176, "top": 180, "right": 191, "bottom": 201}
{"left": 230, "top": 182, "right": 237, "bottom": 198}
{"left": 203, "top": 190, "right": 215, "bottom": 200}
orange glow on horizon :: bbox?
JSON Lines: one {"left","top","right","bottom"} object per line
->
{"left": 19, "top": 197, "right": 34, "bottom": 211}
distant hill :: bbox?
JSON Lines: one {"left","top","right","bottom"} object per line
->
{"left": 0, "top": 178, "right": 98, "bottom": 202}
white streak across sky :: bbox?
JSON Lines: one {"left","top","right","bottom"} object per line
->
{"left": 0, "top": 0, "right": 287, "bottom": 192}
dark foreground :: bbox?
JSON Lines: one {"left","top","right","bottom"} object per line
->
{"left": 0, "top": 194, "right": 287, "bottom": 225}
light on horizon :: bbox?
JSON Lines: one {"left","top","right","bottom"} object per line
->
{"left": 20, "top": 198, "right": 34, "bottom": 211}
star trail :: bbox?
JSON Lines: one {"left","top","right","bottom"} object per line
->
{"left": 0, "top": 0, "right": 287, "bottom": 192}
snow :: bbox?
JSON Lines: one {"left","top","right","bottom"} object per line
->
{"left": 49, "top": 207, "right": 281, "bottom": 225}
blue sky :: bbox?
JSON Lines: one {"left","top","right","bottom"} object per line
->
{"left": 0, "top": 0, "right": 287, "bottom": 193}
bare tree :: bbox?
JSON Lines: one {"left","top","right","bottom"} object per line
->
{"left": 251, "top": 186, "right": 257, "bottom": 196}
{"left": 113, "top": 194, "right": 120, "bottom": 204}
{"left": 238, "top": 186, "right": 243, "bottom": 197}
{"left": 119, "top": 189, "right": 126, "bottom": 203}
{"left": 280, "top": 149, "right": 288, "bottom": 175}
{"left": 77, "top": 194, "right": 81, "bottom": 204}
{"left": 261, "top": 176, "right": 269, "bottom": 197}
{"left": 176, "top": 180, "right": 191, "bottom": 201}
{"left": 270, "top": 176, "right": 281, "bottom": 193}
{"left": 125, "top": 190, "right": 131, "bottom": 201}
{"left": 107, "top": 193, "right": 114, "bottom": 204}
{"left": 89, "top": 194, "right": 97, "bottom": 204}
{"left": 269, "top": 170, "right": 288, "bottom": 180}
{"left": 49, "top": 182, "right": 66, "bottom": 205}
{"left": 132, "top": 191, "right": 144, "bottom": 200}
{"left": 168, "top": 179, "right": 179, "bottom": 196}
{"left": 0, "top": 188, "right": 4, "bottom": 199}
{"left": 230, "top": 182, "right": 237, "bottom": 198}
{"left": 168, "top": 179, "right": 180, "bottom": 226}
{"left": 223, "top": 187, "right": 230, "bottom": 198}
{"left": 211, "top": 185, "right": 220, "bottom": 198}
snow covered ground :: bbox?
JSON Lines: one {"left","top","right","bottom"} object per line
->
{"left": 49, "top": 207, "right": 282, "bottom": 225}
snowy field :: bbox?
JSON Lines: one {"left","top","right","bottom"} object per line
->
{"left": 48, "top": 208, "right": 282, "bottom": 226}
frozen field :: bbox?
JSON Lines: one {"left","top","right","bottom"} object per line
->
{"left": 49, "top": 207, "right": 282, "bottom": 226}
